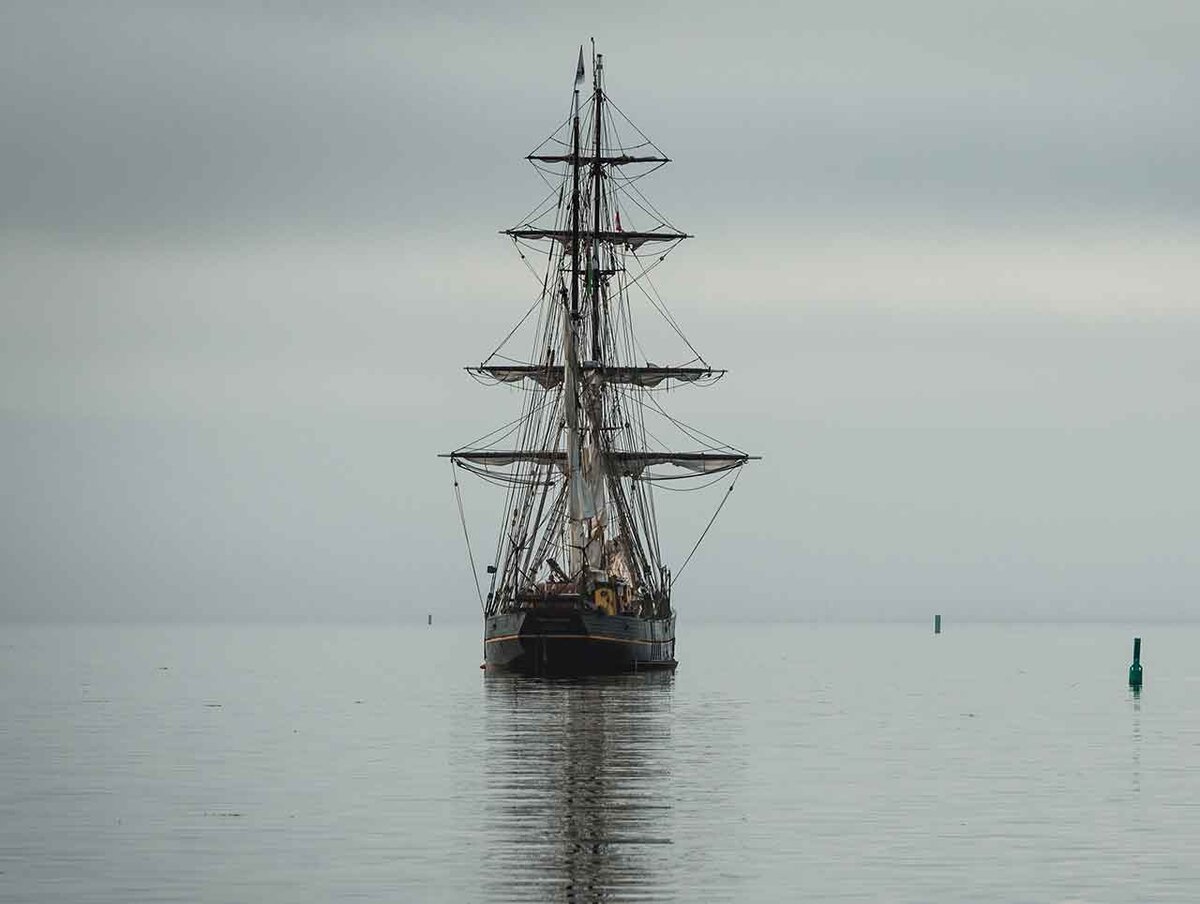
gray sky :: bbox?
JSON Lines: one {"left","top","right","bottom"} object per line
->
{"left": 3, "top": 1, "right": 1198, "bottom": 622}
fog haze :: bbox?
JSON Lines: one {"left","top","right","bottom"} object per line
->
{"left": 3, "top": 1, "right": 1197, "bottom": 622}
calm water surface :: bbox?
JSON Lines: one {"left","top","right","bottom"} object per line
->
{"left": 1, "top": 622, "right": 1197, "bottom": 902}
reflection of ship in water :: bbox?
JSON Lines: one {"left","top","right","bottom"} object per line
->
{"left": 483, "top": 672, "right": 675, "bottom": 901}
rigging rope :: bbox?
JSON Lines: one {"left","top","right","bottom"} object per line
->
{"left": 673, "top": 466, "right": 743, "bottom": 585}
{"left": 451, "top": 462, "right": 486, "bottom": 611}
{"left": 482, "top": 284, "right": 546, "bottom": 365}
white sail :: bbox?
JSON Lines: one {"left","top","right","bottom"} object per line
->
{"left": 562, "top": 297, "right": 587, "bottom": 577}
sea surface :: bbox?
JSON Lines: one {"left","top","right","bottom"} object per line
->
{"left": 1, "top": 621, "right": 1197, "bottom": 902}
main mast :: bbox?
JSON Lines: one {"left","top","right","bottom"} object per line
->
{"left": 591, "top": 50, "right": 604, "bottom": 364}
{"left": 564, "top": 49, "right": 585, "bottom": 578}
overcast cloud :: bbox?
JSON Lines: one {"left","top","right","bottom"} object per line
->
{"left": 2, "top": 1, "right": 1197, "bottom": 622}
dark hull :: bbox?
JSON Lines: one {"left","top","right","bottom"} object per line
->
{"left": 484, "top": 608, "right": 676, "bottom": 675}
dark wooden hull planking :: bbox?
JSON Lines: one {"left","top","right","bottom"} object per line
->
{"left": 483, "top": 607, "right": 676, "bottom": 675}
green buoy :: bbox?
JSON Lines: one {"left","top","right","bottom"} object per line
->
{"left": 1128, "top": 637, "right": 1143, "bottom": 689}
{"left": 934, "top": 614, "right": 942, "bottom": 634}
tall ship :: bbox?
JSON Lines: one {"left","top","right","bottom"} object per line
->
{"left": 444, "top": 46, "right": 757, "bottom": 674}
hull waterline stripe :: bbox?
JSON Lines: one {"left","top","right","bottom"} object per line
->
{"left": 485, "top": 633, "right": 673, "bottom": 646}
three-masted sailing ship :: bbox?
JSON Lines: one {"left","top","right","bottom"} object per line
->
{"left": 444, "top": 47, "right": 757, "bottom": 674}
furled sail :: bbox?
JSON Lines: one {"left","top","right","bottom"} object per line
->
{"left": 469, "top": 364, "right": 722, "bottom": 389}
{"left": 445, "top": 450, "right": 755, "bottom": 478}
{"left": 503, "top": 228, "right": 690, "bottom": 250}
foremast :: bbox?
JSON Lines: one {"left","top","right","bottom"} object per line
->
{"left": 563, "top": 50, "right": 585, "bottom": 578}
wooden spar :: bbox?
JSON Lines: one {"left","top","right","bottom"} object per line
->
{"left": 526, "top": 153, "right": 669, "bottom": 165}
